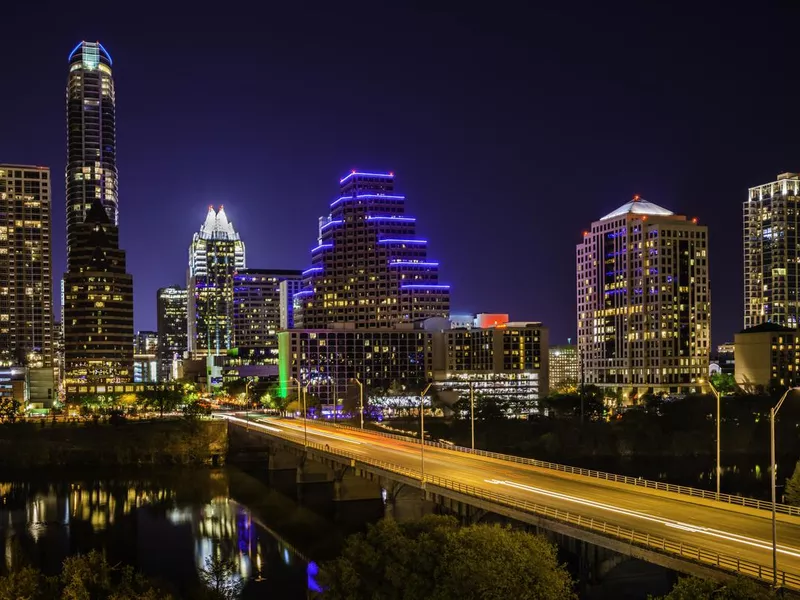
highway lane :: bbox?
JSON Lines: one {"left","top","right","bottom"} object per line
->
{"left": 229, "top": 414, "right": 800, "bottom": 578}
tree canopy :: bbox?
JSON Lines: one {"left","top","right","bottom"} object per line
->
{"left": 654, "top": 575, "right": 773, "bottom": 599}
{"left": 317, "top": 515, "right": 576, "bottom": 600}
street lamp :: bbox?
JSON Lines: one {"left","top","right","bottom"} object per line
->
{"left": 469, "top": 381, "right": 475, "bottom": 450}
{"left": 352, "top": 377, "right": 364, "bottom": 429}
{"left": 704, "top": 379, "right": 722, "bottom": 497}
{"left": 290, "top": 377, "right": 308, "bottom": 447}
{"left": 771, "top": 386, "right": 800, "bottom": 587}
{"left": 419, "top": 382, "right": 433, "bottom": 486}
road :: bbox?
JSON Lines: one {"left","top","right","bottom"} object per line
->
{"left": 227, "top": 413, "right": 800, "bottom": 580}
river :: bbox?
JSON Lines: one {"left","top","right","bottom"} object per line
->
{"left": 0, "top": 467, "right": 341, "bottom": 598}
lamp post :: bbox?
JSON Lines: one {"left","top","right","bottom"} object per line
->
{"left": 771, "top": 387, "right": 800, "bottom": 587}
{"left": 419, "top": 382, "right": 433, "bottom": 486}
{"left": 469, "top": 381, "right": 475, "bottom": 450}
{"left": 705, "top": 379, "right": 721, "bottom": 497}
{"left": 290, "top": 377, "right": 307, "bottom": 447}
{"left": 353, "top": 378, "right": 364, "bottom": 429}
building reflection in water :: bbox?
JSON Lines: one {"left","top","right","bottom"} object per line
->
{"left": 0, "top": 476, "right": 308, "bottom": 597}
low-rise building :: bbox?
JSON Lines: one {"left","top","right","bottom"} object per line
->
{"left": 734, "top": 324, "right": 799, "bottom": 391}
{"left": 549, "top": 344, "right": 579, "bottom": 393}
{"left": 432, "top": 322, "right": 548, "bottom": 401}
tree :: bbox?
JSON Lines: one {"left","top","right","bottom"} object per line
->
{"left": 199, "top": 555, "right": 243, "bottom": 600}
{"left": 261, "top": 391, "right": 291, "bottom": 414}
{"left": 654, "top": 575, "right": 773, "bottom": 599}
{"left": 785, "top": 460, "right": 800, "bottom": 506}
{"left": 317, "top": 515, "right": 576, "bottom": 600}
{"left": 0, "top": 550, "right": 170, "bottom": 600}
{"left": 710, "top": 372, "right": 737, "bottom": 395}
{"left": 139, "top": 387, "right": 183, "bottom": 417}
{"left": 0, "top": 397, "right": 21, "bottom": 423}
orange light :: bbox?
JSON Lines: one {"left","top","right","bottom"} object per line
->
{"left": 692, "top": 217, "right": 698, "bottom": 223}
{"left": 642, "top": 216, "right": 647, "bottom": 220}
{"left": 583, "top": 231, "right": 589, "bottom": 236}
{"left": 633, "top": 194, "right": 640, "bottom": 201}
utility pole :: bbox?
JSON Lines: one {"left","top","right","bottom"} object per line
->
{"left": 469, "top": 381, "right": 475, "bottom": 450}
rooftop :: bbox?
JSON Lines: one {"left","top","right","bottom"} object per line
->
{"left": 600, "top": 196, "right": 674, "bottom": 221}
{"left": 738, "top": 323, "right": 797, "bottom": 335}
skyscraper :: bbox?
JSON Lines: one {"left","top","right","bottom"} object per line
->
{"left": 744, "top": 172, "right": 800, "bottom": 329}
{"left": 0, "top": 165, "right": 53, "bottom": 367}
{"left": 279, "top": 278, "right": 303, "bottom": 329}
{"left": 187, "top": 207, "right": 246, "bottom": 357}
{"left": 65, "top": 41, "right": 117, "bottom": 258}
{"left": 232, "top": 269, "right": 302, "bottom": 364}
{"left": 294, "top": 171, "right": 449, "bottom": 329}
{"left": 157, "top": 286, "right": 187, "bottom": 381}
{"left": 63, "top": 200, "right": 134, "bottom": 383}
{"left": 576, "top": 196, "right": 710, "bottom": 398}
{"left": 63, "top": 42, "right": 133, "bottom": 384}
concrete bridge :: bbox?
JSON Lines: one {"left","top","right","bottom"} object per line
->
{"left": 224, "top": 414, "right": 800, "bottom": 592}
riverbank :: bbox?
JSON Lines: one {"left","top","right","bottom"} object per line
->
{"left": 0, "top": 418, "right": 227, "bottom": 468}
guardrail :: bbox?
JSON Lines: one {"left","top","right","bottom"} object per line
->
{"left": 310, "top": 418, "right": 800, "bottom": 518}
{"left": 227, "top": 417, "right": 800, "bottom": 590}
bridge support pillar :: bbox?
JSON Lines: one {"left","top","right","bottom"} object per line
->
{"left": 383, "top": 480, "right": 435, "bottom": 522}
{"left": 296, "top": 459, "right": 334, "bottom": 510}
{"left": 332, "top": 468, "right": 384, "bottom": 524}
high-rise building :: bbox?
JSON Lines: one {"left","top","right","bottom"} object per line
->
{"left": 279, "top": 278, "right": 303, "bottom": 329}
{"left": 576, "top": 196, "right": 710, "bottom": 398}
{"left": 187, "top": 207, "right": 245, "bottom": 357}
{"left": 134, "top": 331, "right": 158, "bottom": 355}
{"left": 0, "top": 165, "right": 53, "bottom": 368}
{"left": 63, "top": 41, "right": 133, "bottom": 384}
{"left": 232, "top": 269, "right": 302, "bottom": 364}
{"left": 744, "top": 172, "right": 800, "bottom": 329}
{"left": 294, "top": 171, "right": 449, "bottom": 329}
{"left": 66, "top": 41, "right": 117, "bottom": 259}
{"left": 63, "top": 201, "right": 134, "bottom": 383}
{"left": 734, "top": 324, "right": 798, "bottom": 391}
{"left": 157, "top": 286, "right": 187, "bottom": 381}
{"left": 432, "top": 322, "right": 549, "bottom": 401}
{"left": 549, "top": 344, "right": 579, "bottom": 393}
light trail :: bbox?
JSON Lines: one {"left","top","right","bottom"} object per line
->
{"left": 485, "top": 479, "right": 800, "bottom": 558}
{"left": 223, "top": 415, "right": 366, "bottom": 454}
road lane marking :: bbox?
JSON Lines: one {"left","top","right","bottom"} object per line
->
{"left": 485, "top": 479, "right": 800, "bottom": 558}
{"left": 223, "top": 415, "right": 366, "bottom": 454}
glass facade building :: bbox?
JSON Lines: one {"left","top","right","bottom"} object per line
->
{"left": 187, "top": 207, "right": 245, "bottom": 357}
{"left": 0, "top": 165, "right": 53, "bottom": 368}
{"left": 232, "top": 269, "right": 302, "bottom": 364}
{"left": 744, "top": 172, "right": 800, "bottom": 329}
{"left": 157, "top": 286, "right": 188, "bottom": 381}
{"left": 63, "top": 41, "right": 133, "bottom": 384}
{"left": 66, "top": 41, "right": 117, "bottom": 258}
{"left": 576, "top": 196, "right": 710, "bottom": 398}
{"left": 294, "top": 172, "right": 449, "bottom": 329}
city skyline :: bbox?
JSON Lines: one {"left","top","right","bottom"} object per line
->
{"left": 2, "top": 4, "right": 800, "bottom": 345}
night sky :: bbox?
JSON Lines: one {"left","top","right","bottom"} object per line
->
{"left": 2, "top": 1, "right": 800, "bottom": 345}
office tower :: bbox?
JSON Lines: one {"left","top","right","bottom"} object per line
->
{"left": 279, "top": 278, "right": 303, "bottom": 329}
{"left": 187, "top": 207, "right": 245, "bottom": 357}
{"left": 66, "top": 41, "right": 117, "bottom": 258}
{"left": 548, "top": 344, "right": 579, "bottom": 393}
{"left": 278, "top": 327, "right": 432, "bottom": 404}
{"left": 432, "top": 322, "right": 549, "bottom": 401}
{"left": 734, "top": 324, "right": 798, "bottom": 390}
{"left": 0, "top": 165, "right": 53, "bottom": 367}
{"left": 134, "top": 331, "right": 158, "bottom": 355}
{"left": 294, "top": 171, "right": 449, "bottom": 329}
{"left": 157, "top": 286, "right": 187, "bottom": 381}
{"left": 63, "top": 201, "right": 134, "bottom": 383}
{"left": 744, "top": 172, "right": 800, "bottom": 328}
{"left": 63, "top": 41, "right": 133, "bottom": 384}
{"left": 133, "top": 330, "right": 158, "bottom": 383}
{"left": 232, "top": 269, "right": 302, "bottom": 364}
{"left": 576, "top": 196, "right": 710, "bottom": 398}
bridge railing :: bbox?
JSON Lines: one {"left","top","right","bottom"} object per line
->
{"left": 314, "top": 419, "right": 800, "bottom": 518}
{"left": 229, "top": 418, "right": 800, "bottom": 590}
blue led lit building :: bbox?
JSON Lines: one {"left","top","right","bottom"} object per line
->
{"left": 294, "top": 172, "right": 450, "bottom": 329}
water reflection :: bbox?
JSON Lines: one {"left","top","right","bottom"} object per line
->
{"left": 0, "top": 471, "right": 309, "bottom": 598}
